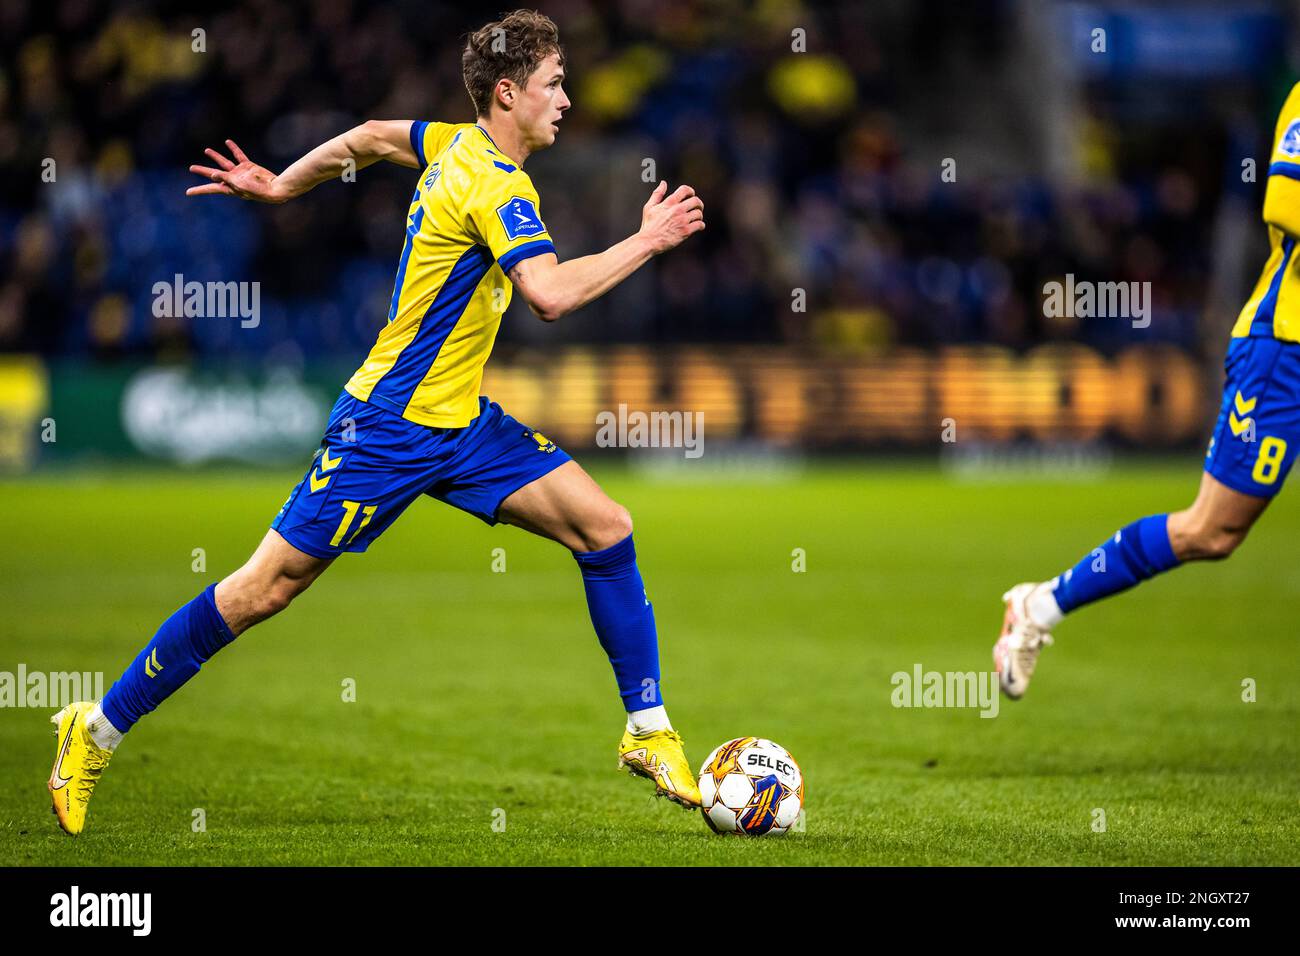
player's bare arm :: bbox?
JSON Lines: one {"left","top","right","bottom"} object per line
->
{"left": 510, "top": 181, "right": 706, "bottom": 321}
{"left": 185, "top": 119, "right": 422, "bottom": 202}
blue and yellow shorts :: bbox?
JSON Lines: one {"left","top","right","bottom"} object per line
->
{"left": 1205, "top": 337, "right": 1300, "bottom": 498}
{"left": 271, "top": 391, "right": 571, "bottom": 557}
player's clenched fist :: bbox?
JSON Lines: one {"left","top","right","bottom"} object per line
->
{"left": 638, "top": 181, "right": 706, "bottom": 254}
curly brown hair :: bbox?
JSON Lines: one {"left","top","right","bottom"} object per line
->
{"left": 462, "top": 10, "right": 566, "bottom": 118}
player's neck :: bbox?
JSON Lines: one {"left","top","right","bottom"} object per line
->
{"left": 476, "top": 117, "right": 530, "bottom": 167}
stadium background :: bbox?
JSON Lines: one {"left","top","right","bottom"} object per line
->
{"left": 0, "top": 0, "right": 1290, "bottom": 466}
{"left": 3, "top": 1, "right": 1300, "bottom": 868}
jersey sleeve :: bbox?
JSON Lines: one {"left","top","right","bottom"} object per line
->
{"left": 408, "top": 120, "right": 458, "bottom": 168}
{"left": 465, "top": 170, "right": 557, "bottom": 274}
{"left": 1264, "top": 84, "right": 1300, "bottom": 236}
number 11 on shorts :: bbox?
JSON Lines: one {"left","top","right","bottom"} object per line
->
{"left": 331, "top": 500, "right": 376, "bottom": 547}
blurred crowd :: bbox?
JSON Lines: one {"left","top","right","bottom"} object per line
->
{"left": 0, "top": 0, "right": 1274, "bottom": 363}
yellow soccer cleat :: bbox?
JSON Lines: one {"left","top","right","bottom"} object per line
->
{"left": 48, "top": 702, "right": 113, "bottom": 836}
{"left": 617, "top": 728, "right": 701, "bottom": 809}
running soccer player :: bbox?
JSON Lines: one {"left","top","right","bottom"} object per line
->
{"left": 48, "top": 10, "right": 707, "bottom": 835}
{"left": 994, "top": 82, "right": 1300, "bottom": 699}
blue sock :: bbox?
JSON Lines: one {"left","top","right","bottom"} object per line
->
{"left": 100, "top": 583, "right": 236, "bottom": 733}
{"left": 1052, "top": 514, "right": 1182, "bottom": 615}
{"left": 573, "top": 534, "right": 662, "bottom": 712}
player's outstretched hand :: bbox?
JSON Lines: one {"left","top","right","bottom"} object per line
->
{"left": 638, "top": 181, "right": 705, "bottom": 254}
{"left": 187, "top": 140, "right": 290, "bottom": 203}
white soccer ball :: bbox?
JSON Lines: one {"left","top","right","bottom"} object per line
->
{"left": 698, "top": 737, "right": 803, "bottom": 836}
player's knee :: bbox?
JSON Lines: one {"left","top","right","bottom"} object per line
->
{"left": 1175, "top": 518, "right": 1248, "bottom": 561}
{"left": 607, "top": 503, "right": 634, "bottom": 544}
{"left": 257, "top": 581, "right": 295, "bottom": 617}
{"left": 613, "top": 503, "right": 634, "bottom": 540}
{"left": 1200, "top": 526, "right": 1247, "bottom": 561}
{"left": 581, "top": 503, "right": 633, "bottom": 552}
{"left": 263, "top": 572, "right": 316, "bottom": 616}
{"left": 226, "top": 568, "right": 312, "bottom": 625}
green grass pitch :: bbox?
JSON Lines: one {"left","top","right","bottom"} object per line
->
{"left": 1, "top": 460, "right": 1297, "bottom": 866}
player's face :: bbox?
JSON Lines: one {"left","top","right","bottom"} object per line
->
{"left": 516, "top": 53, "right": 569, "bottom": 151}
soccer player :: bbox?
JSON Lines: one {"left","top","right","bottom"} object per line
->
{"left": 994, "top": 83, "right": 1300, "bottom": 699}
{"left": 48, "top": 10, "right": 707, "bottom": 835}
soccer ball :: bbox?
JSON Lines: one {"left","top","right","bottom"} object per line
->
{"left": 698, "top": 737, "right": 803, "bottom": 836}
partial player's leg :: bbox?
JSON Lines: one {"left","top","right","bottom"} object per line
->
{"left": 497, "top": 458, "right": 632, "bottom": 551}
{"left": 994, "top": 335, "right": 1299, "bottom": 699}
{"left": 996, "top": 472, "right": 1271, "bottom": 700}
{"left": 1043, "top": 472, "right": 1269, "bottom": 619}
{"left": 1166, "top": 471, "right": 1271, "bottom": 561}
{"left": 424, "top": 398, "right": 696, "bottom": 804}
{"left": 996, "top": 473, "right": 1270, "bottom": 698}
{"left": 48, "top": 389, "right": 439, "bottom": 835}
{"left": 996, "top": 473, "right": 1269, "bottom": 699}
{"left": 496, "top": 459, "right": 701, "bottom": 808}
{"left": 49, "top": 530, "right": 330, "bottom": 835}
{"left": 105, "top": 529, "right": 330, "bottom": 735}
{"left": 215, "top": 529, "right": 334, "bottom": 635}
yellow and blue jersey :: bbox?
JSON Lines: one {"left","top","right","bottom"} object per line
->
{"left": 1206, "top": 85, "right": 1300, "bottom": 496}
{"left": 273, "top": 121, "right": 572, "bottom": 554}
{"left": 344, "top": 121, "right": 557, "bottom": 426}
{"left": 1233, "top": 82, "right": 1300, "bottom": 342}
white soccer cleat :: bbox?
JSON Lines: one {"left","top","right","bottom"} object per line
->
{"left": 993, "top": 583, "right": 1055, "bottom": 700}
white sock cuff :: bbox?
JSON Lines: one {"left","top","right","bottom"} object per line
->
{"left": 626, "top": 705, "right": 672, "bottom": 735}
{"left": 87, "top": 702, "right": 124, "bottom": 751}
{"left": 1027, "top": 580, "right": 1065, "bottom": 630}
